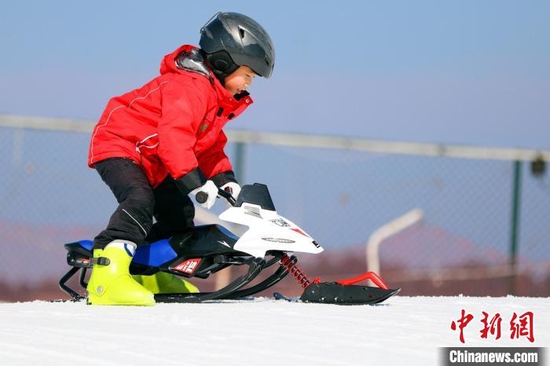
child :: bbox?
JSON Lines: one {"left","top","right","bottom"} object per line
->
{"left": 86, "top": 12, "right": 275, "bottom": 306}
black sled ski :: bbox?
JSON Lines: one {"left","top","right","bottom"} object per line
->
{"left": 275, "top": 254, "right": 400, "bottom": 305}
{"left": 299, "top": 283, "right": 400, "bottom": 305}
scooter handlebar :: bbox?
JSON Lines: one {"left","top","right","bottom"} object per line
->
{"left": 195, "top": 188, "right": 237, "bottom": 206}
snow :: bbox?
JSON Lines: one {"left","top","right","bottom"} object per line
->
{"left": 0, "top": 296, "right": 547, "bottom": 365}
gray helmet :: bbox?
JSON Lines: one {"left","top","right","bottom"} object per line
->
{"left": 200, "top": 12, "right": 275, "bottom": 82}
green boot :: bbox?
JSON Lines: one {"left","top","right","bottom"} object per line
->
{"left": 87, "top": 240, "right": 155, "bottom": 306}
{"left": 133, "top": 272, "right": 199, "bottom": 294}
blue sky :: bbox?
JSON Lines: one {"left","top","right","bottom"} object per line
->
{"left": 1, "top": 0, "right": 549, "bottom": 148}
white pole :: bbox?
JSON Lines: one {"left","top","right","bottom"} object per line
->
{"left": 366, "top": 209, "right": 423, "bottom": 284}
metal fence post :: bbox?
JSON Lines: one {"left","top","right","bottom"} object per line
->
{"left": 509, "top": 160, "right": 522, "bottom": 295}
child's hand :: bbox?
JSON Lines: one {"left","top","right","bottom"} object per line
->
{"left": 191, "top": 180, "right": 218, "bottom": 209}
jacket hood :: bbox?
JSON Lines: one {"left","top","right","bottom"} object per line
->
{"left": 160, "top": 45, "right": 206, "bottom": 76}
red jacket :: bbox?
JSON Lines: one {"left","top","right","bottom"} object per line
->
{"left": 88, "top": 45, "right": 253, "bottom": 188}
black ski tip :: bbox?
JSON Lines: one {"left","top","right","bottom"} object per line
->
{"left": 273, "top": 292, "right": 287, "bottom": 301}
{"left": 273, "top": 292, "right": 300, "bottom": 302}
{"left": 299, "top": 282, "right": 400, "bottom": 305}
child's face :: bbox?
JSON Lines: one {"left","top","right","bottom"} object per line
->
{"left": 224, "top": 66, "right": 256, "bottom": 95}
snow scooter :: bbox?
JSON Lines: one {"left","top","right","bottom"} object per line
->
{"left": 59, "top": 183, "right": 400, "bottom": 305}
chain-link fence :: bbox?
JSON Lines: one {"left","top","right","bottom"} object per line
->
{"left": 1, "top": 116, "right": 549, "bottom": 300}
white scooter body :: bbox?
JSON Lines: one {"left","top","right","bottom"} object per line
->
{"left": 219, "top": 202, "right": 324, "bottom": 258}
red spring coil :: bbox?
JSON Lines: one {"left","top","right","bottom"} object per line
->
{"left": 280, "top": 254, "right": 311, "bottom": 288}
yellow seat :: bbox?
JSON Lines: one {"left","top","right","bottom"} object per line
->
{"left": 133, "top": 271, "right": 199, "bottom": 294}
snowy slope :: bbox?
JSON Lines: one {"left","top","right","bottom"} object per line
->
{"left": 0, "top": 296, "right": 547, "bottom": 366}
